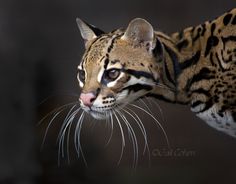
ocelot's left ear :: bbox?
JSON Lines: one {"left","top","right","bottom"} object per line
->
{"left": 121, "top": 18, "right": 155, "bottom": 52}
{"left": 76, "top": 18, "right": 105, "bottom": 48}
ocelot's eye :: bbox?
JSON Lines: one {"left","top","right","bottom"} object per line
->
{"left": 78, "top": 69, "right": 85, "bottom": 82}
{"left": 105, "top": 69, "right": 121, "bottom": 81}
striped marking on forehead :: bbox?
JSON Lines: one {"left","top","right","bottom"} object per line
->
{"left": 81, "top": 35, "right": 109, "bottom": 68}
{"left": 96, "top": 33, "right": 123, "bottom": 83}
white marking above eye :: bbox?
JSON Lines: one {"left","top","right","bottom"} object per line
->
{"left": 97, "top": 67, "right": 105, "bottom": 83}
{"left": 77, "top": 65, "right": 82, "bottom": 70}
{"left": 106, "top": 62, "right": 122, "bottom": 70}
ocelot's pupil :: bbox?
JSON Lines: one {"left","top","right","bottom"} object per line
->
{"left": 107, "top": 69, "right": 120, "bottom": 81}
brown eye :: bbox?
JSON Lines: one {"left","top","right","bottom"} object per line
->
{"left": 105, "top": 69, "right": 120, "bottom": 81}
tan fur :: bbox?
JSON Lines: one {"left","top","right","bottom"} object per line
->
{"left": 77, "top": 9, "right": 236, "bottom": 136}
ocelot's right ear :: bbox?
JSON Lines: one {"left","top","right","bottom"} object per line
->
{"left": 76, "top": 18, "right": 105, "bottom": 48}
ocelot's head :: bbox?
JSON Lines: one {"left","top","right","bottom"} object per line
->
{"left": 77, "top": 18, "right": 163, "bottom": 119}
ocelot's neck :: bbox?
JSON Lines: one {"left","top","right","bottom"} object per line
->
{"left": 149, "top": 29, "right": 203, "bottom": 105}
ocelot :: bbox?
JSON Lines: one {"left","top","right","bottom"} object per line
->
{"left": 76, "top": 8, "right": 236, "bottom": 137}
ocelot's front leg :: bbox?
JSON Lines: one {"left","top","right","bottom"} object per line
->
{"left": 190, "top": 93, "right": 236, "bottom": 137}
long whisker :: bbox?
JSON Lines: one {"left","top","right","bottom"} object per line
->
{"left": 105, "top": 111, "right": 114, "bottom": 146}
{"left": 123, "top": 107, "right": 151, "bottom": 167}
{"left": 123, "top": 108, "right": 148, "bottom": 152}
{"left": 113, "top": 110, "right": 125, "bottom": 165}
{"left": 58, "top": 107, "right": 81, "bottom": 162}
{"left": 66, "top": 111, "right": 78, "bottom": 164}
{"left": 130, "top": 104, "right": 170, "bottom": 148}
{"left": 37, "top": 102, "right": 78, "bottom": 126}
{"left": 57, "top": 105, "right": 79, "bottom": 148}
{"left": 74, "top": 111, "right": 87, "bottom": 167}
{"left": 116, "top": 110, "right": 138, "bottom": 169}
{"left": 138, "top": 98, "right": 153, "bottom": 113}
{"left": 41, "top": 109, "right": 64, "bottom": 150}
{"left": 144, "top": 97, "right": 165, "bottom": 122}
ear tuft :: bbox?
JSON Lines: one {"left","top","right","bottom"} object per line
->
{"left": 76, "top": 18, "right": 105, "bottom": 44}
{"left": 121, "top": 18, "right": 154, "bottom": 47}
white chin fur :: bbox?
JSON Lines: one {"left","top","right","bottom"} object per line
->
{"left": 90, "top": 111, "right": 108, "bottom": 120}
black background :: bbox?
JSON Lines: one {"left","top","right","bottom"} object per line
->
{"left": 1, "top": 0, "right": 236, "bottom": 184}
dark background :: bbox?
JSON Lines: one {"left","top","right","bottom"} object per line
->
{"left": 1, "top": 0, "right": 236, "bottom": 184}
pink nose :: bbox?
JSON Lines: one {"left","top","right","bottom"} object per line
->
{"left": 79, "top": 92, "right": 96, "bottom": 107}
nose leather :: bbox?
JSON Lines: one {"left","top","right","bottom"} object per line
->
{"left": 79, "top": 92, "right": 96, "bottom": 107}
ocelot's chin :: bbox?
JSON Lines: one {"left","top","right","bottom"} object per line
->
{"left": 89, "top": 110, "right": 109, "bottom": 120}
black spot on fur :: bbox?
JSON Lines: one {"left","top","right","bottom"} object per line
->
{"left": 223, "top": 13, "right": 233, "bottom": 25}
{"left": 193, "top": 27, "right": 202, "bottom": 42}
{"left": 204, "top": 36, "right": 219, "bottom": 57}
{"left": 210, "top": 23, "right": 216, "bottom": 34}
{"left": 104, "top": 58, "right": 109, "bottom": 69}
{"left": 201, "top": 23, "right": 206, "bottom": 36}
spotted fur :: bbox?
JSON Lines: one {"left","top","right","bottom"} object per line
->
{"left": 76, "top": 9, "right": 236, "bottom": 137}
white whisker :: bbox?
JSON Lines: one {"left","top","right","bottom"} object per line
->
{"left": 74, "top": 111, "right": 87, "bottom": 167}
{"left": 116, "top": 110, "right": 138, "bottom": 169}
{"left": 41, "top": 109, "right": 64, "bottom": 150}
{"left": 130, "top": 104, "right": 170, "bottom": 148}
{"left": 123, "top": 107, "right": 151, "bottom": 167}
{"left": 105, "top": 111, "right": 114, "bottom": 146}
{"left": 145, "top": 97, "right": 165, "bottom": 122}
{"left": 139, "top": 98, "right": 152, "bottom": 113}
{"left": 113, "top": 111, "right": 125, "bottom": 165}
{"left": 58, "top": 107, "right": 81, "bottom": 162}
{"left": 37, "top": 102, "right": 77, "bottom": 126}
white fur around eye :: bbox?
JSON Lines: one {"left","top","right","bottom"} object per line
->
{"left": 77, "top": 75, "right": 84, "bottom": 87}
{"left": 107, "top": 72, "right": 124, "bottom": 88}
{"left": 97, "top": 67, "right": 105, "bottom": 83}
{"left": 77, "top": 65, "right": 82, "bottom": 70}
{"left": 79, "top": 81, "right": 84, "bottom": 87}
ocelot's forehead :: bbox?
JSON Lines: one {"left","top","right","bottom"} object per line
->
{"left": 81, "top": 32, "right": 123, "bottom": 67}
{"left": 82, "top": 38, "right": 108, "bottom": 66}
{"left": 80, "top": 33, "right": 154, "bottom": 71}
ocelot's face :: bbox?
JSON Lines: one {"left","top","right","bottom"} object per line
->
{"left": 76, "top": 18, "right": 161, "bottom": 119}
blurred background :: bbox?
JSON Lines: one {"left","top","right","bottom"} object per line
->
{"left": 1, "top": 0, "right": 236, "bottom": 183}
